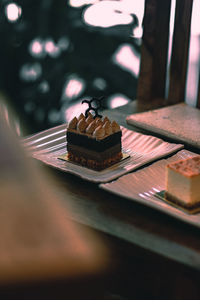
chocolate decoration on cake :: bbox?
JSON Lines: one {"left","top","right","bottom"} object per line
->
{"left": 81, "top": 96, "right": 105, "bottom": 118}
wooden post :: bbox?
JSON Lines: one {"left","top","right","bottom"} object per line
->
{"left": 168, "top": 0, "right": 193, "bottom": 104}
{"left": 197, "top": 85, "right": 200, "bottom": 109}
{"left": 137, "top": 0, "right": 171, "bottom": 106}
{"left": 197, "top": 58, "right": 200, "bottom": 108}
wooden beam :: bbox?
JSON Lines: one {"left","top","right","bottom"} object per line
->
{"left": 168, "top": 0, "right": 193, "bottom": 104}
{"left": 197, "top": 67, "right": 200, "bottom": 108}
{"left": 137, "top": 0, "right": 171, "bottom": 104}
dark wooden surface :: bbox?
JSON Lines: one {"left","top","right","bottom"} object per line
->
{"left": 2, "top": 102, "right": 200, "bottom": 299}
{"left": 41, "top": 102, "right": 200, "bottom": 298}
{"left": 46, "top": 102, "right": 200, "bottom": 273}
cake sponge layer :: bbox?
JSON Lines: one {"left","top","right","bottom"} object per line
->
{"left": 67, "top": 151, "right": 122, "bottom": 171}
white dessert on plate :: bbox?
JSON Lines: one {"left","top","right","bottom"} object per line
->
{"left": 165, "top": 156, "right": 200, "bottom": 210}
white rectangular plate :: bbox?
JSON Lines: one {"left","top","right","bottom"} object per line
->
{"left": 22, "top": 124, "right": 183, "bottom": 183}
{"left": 100, "top": 150, "right": 200, "bottom": 228}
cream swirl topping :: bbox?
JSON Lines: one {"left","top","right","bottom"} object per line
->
{"left": 95, "top": 118, "right": 103, "bottom": 127}
{"left": 103, "top": 116, "right": 110, "bottom": 124}
{"left": 111, "top": 120, "right": 120, "bottom": 132}
{"left": 68, "top": 113, "right": 121, "bottom": 137}
{"left": 103, "top": 121, "right": 112, "bottom": 135}
{"left": 86, "top": 120, "right": 96, "bottom": 134}
{"left": 77, "top": 113, "right": 85, "bottom": 121}
{"left": 85, "top": 114, "right": 93, "bottom": 124}
{"left": 68, "top": 117, "right": 78, "bottom": 129}
{"left": 77, "top": 118, "right": 87, "bottom": 132}
{"left": 93, "top": 125, "right": 105, "bottom": 139}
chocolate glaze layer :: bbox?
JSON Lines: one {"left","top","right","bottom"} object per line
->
{"left": 66, "top": 130, "right": 122, "bottom": 152}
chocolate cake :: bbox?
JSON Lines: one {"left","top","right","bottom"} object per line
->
{"left": 66, "top": 113, "right": 122, "bottom": 170}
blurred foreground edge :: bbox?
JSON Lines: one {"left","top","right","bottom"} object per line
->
{"left": 0, "top": 105, "right": 108, "bottom": 299}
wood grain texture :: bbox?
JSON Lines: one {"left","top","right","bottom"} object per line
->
{"left": 168, "top": 0, "right": 194, "bottom": 104}
{"left": 137, "top": 0, "right": 171, "bottom": 104}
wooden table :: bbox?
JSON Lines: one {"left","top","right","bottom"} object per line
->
{"left": 2, "top": 102, "right": 200, "bottom": 299}
{"left": 44, "top": 102, "right": 200, "bottom": 299}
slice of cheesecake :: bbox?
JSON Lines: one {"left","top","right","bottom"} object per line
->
{"left": 165, "top": 156, "right": 200, "bottom": 208}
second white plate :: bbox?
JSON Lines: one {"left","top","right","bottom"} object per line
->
{"left": 100, "top": 150, "right": 200, "bottom": 228}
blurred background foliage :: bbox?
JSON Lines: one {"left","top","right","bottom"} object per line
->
{"left": 0, "top": 0, "right": 143, "bottom": 134}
